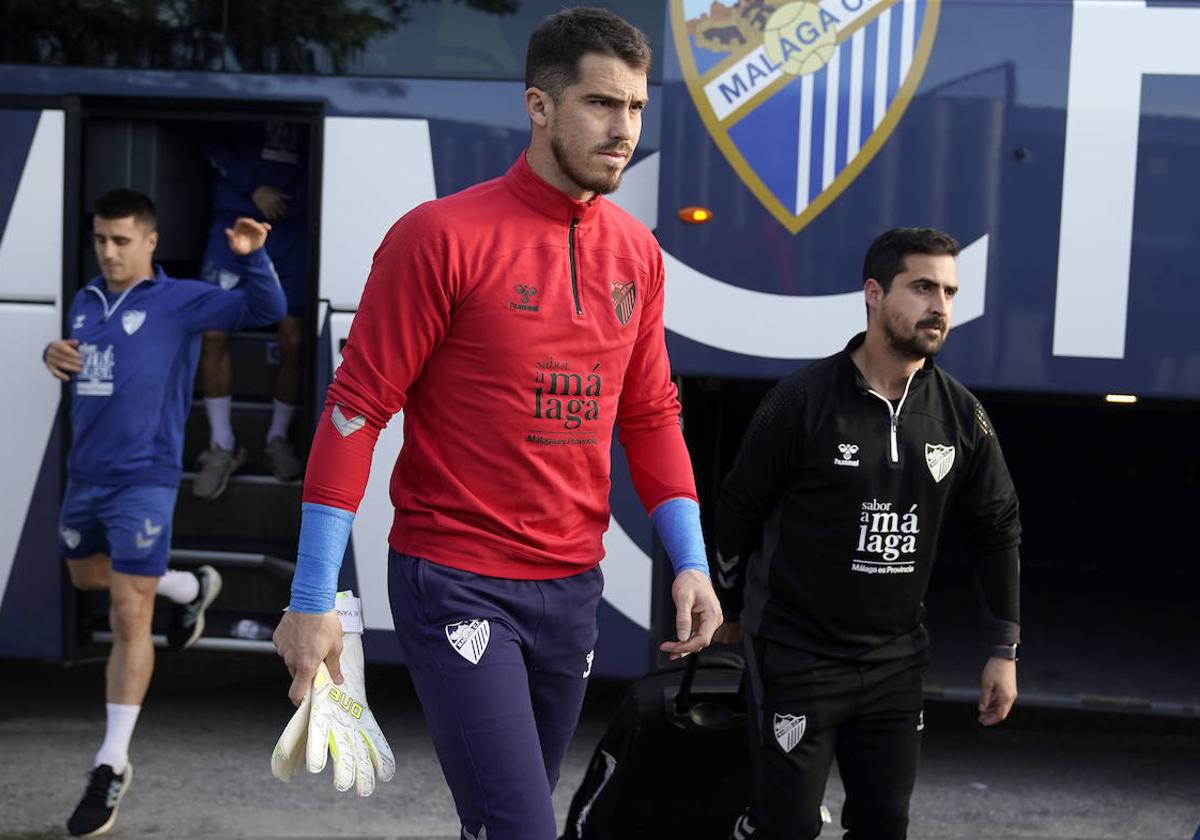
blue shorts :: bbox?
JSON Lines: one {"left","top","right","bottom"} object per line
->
{"left": 388, "top": 551, "right": 603, "bottom": 840}
{"left": 58, "top": 482, "right": 178, "bottom": 576}
{"left": 201, "top": 223, "right": 307, "bottom": 317}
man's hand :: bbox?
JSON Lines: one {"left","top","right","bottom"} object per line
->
{"left": 225, "top": 217, "right": 272, "bottom": 256}
{"left": 44, "top": 338, "right": 82, "bottom": 381}
{"left": 659, "top": 569, "right": 723, "bottom": 661}
{"left": 272, "top": 634, "right": 396, "bottom": 796}
{"left": 252, "top": 185, "right": 290, "bottom": 220}
{"left": 712, "top": 620, "right": 743, "bottom": 646}
{"left": 273, "top": 609, "right": 344, "bottom": 706}
{"left": 978, "top": 656, "right": 1017, "bottom": 726}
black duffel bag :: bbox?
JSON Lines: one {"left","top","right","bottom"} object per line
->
{"left": 561, "top": 652, "right": 750, "bottom": 840}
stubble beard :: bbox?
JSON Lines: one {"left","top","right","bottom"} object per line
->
{"left": 884, "top": 310, "right": 947, "bottom": 360}
{"left": 551, "top": 132, "right": 624, "bottom": 196}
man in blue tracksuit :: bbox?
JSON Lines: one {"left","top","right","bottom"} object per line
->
{"left": 194, "top": 120, "right": 310, "bottom": 497}
{"left": 42, "top": 188, "right": 285, "bottom": 837}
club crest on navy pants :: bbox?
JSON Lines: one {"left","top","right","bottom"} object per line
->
{"left": 388, "top": 550, "right": 602, "bottom": 840}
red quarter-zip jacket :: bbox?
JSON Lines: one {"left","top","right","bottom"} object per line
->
{"left": 303, "top": 154, "right": 697, "bottom": 578}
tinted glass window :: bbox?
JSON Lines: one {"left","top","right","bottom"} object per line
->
{"left": 0, "top": 1, "right": 665, "bottom": 82}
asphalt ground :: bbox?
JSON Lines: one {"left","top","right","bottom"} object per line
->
{"left": 1, "top": 650, "right": 1197, "bottom": 840}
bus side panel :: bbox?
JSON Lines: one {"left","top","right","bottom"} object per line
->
{"left": 0, "top": 426, "right": 63, "bottom": 658}
{"left": 0, "top": 109, "right": 65, "bottom": 657}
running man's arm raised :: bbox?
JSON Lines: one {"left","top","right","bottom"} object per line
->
{"left": 178, "top": 218, "right": 287, "bottom": 331}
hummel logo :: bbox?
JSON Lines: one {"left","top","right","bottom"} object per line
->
{"left": 510, "top": 284, "right": 539, "bottom": 312}
{"left": 583, "top": 649, "right": 594, "bottom": 679}
{"left": 73, "top": 315, "right": 86, "bottom": 329}
{"left": 715, "top": 551, "right": 740, "bottom": 591}
{"left": 331, "top": 404, "right": 366, "bottom": 437}
{"left": 134, "top": 518, "right": 161, "bottom": 550}
{"left": 834, "top": 442, "right": 860, "bottom": 467}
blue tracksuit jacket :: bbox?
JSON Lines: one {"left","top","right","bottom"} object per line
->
{"left": 62, "top": 248, "right": 285, "bottom": 486}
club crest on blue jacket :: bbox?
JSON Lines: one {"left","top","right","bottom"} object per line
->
{"left": 671, "top": 0, "right": 941, "bottom": 233}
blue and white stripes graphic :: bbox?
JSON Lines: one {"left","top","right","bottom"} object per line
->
{"left": 790, "top": 0, "right": 925, "bottom": 213}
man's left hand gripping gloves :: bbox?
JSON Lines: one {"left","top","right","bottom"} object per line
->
{"left": 271, "top": 591, "right": 396, "bottom": 796}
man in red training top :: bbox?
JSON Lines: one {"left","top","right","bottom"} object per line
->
{"left": 272, "top": 8, "right": 722, "bottom": 838}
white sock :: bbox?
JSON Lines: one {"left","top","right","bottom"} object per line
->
{"left": 267, "top": 399, "right": 298, "bottom": 443}
{"left": 156, "top": 569, "right": 199, "bottom": 604}
{"left": 95, "top": 703, "right": 141, "bottom": 773}
{"left": 205, "top": 396, "right": 236, "bottom": 450}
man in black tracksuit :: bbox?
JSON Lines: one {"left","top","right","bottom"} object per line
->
{"left": 716, "top": 228, "right": 1021, "bottom": 840}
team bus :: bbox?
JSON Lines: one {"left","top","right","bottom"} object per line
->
{"left": 1, "top": 0, "right": 1196, "bottom": 716}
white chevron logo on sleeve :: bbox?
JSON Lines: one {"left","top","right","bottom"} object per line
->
{"left": 331, "top": 404, "right": 366, "bottom": 437}
{"left": 143, "top": 518, "right": 162, "bottom": 535}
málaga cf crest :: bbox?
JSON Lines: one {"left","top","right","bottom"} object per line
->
{"left": 671, "top": 0, "right": 942, "bottom": 233}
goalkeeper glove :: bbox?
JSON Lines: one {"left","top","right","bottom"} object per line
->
{"left": 271, "top": 592, "right": 396, "bottom": 796}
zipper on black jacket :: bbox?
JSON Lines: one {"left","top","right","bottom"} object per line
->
{"left": 866, "top": 368, "right": 919, "bottom": 463}
{"left": 568, "top": 217, "right": 582, "bottom": 315}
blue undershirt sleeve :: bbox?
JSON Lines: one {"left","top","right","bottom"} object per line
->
{"left": 650, "top": 497, "right": 711, "bottom": 578}
{"left": 288, "top": 502, "right": 355, "bottom": 613}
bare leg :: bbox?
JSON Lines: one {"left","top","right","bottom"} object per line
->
{"left": 67, "top": 553, "right": 112, "bottom": 592}
{"left": 273, "top": 315, "right": 303, "bottom": 405}
{"left": 201, "top": 330, "right": 233, "bottom": 400}
{"left": 106, "top": 571, "right": 159, "bottom": 706}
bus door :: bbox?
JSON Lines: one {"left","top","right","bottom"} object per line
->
{"left": 69, "top": 97, "right": 323, "bottom": 655}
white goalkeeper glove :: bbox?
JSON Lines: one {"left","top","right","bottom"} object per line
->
{"left": 271, "top": 592, "right": 396, "bottom": 796}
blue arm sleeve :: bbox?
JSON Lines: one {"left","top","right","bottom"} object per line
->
{"left": 651, "top": 497, "right": 711, "bottom": 577}
{"left": 289, "top": 503, "right": 354, "bottom": 613}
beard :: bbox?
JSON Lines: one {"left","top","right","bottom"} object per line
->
{"left": 551, "top": 132, "right": 626, "bottom": 196}
{"left": 883, "top": 310, "right": 947, "bottom": 360}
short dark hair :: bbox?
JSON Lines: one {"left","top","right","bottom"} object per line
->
{"left": 863, "top": 227, "right": 959, "bottom": 293}
{"left": 94, "top": 188, "right": 157, "bottom": 227}
{"left": 525, "top": 7, "right": 651, "bottom": 101}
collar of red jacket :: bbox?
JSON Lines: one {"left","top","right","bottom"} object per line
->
{"left": 505, "top": 151, "right": 603, "bottom": 226}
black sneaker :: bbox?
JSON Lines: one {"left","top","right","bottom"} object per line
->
{"left": 166, "top": 565, "right": 223, "bottom": 651}
{"left": 67, "top": 763, "right": 132, "bottom": 837}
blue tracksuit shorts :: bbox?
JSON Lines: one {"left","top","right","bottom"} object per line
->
{"left": 58, "top": 481, "right": 178, "bottom": 576}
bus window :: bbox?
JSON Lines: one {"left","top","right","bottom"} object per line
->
{"left": 0, "top": 1, "right": 665, "bottom": 82}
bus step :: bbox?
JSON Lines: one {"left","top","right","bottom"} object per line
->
{"left": 175, "top": 473, "right": 301, "bottom": 543}
{"left": 92, "top": 630, "right": 275, "bottom": 654}
{"left": 183, "top": 400, "right": 278, "bottom": 468}
{"left": 169, "top": 548, "right": 295, "bottom": 581}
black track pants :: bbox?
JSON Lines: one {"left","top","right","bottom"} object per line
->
{"left": 742, "top": 636, "right": 930, "bottom": 840}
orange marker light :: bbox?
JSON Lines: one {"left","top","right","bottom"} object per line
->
{"left": 678, "top": 206, "right": 713, "bottom": 224}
